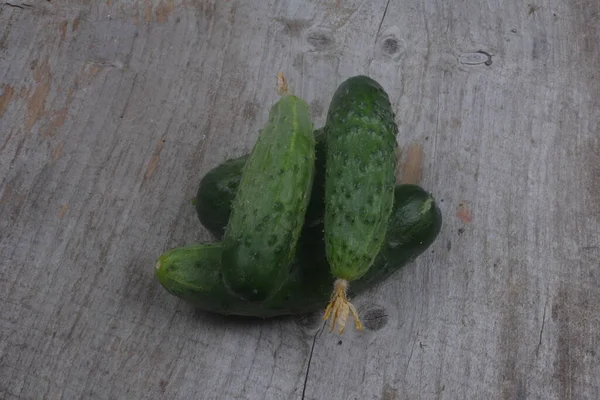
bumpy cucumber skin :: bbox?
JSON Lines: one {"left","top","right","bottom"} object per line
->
{"left": 196, "top": 129, "right": 326, "bottom": 237}
{"left": 221, "top": 94, "right": 315, "bottom": 302}
{"left": 353, "top": 184, "right": 442, "bottom": 291}
{"left": 157, "top": 184, "right": 442, "bottom": 318}
{"left": 324, "top": 76, "right": 398, "bottom": 280}
{"left": 155, "top": 244, "right": 231, "bottom": 311}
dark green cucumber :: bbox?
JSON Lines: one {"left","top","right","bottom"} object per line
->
{"left": 155, "top": 184, "right": 442, "bottom": 317}
{"left": 196, "top": 128, "right": 326, "bottom": 239}
{"left": 195, "top": 157, "right": 247, "bottom": 239}
{"left": 221, "top": 91, "right": 315, "bottom": 302}
{"left": 324, "top": 75, "right": 398, "bottom": 281}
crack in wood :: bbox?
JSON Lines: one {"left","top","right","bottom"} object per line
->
{"left": 405, "top": 331, "right": 418, "bottom": 373}
{"left": 301, "top": 321, "right": 326, "bottom": 400}
{"left": 4, "top": 2, "right": 33, "bottom": 9}
{"left": 375, "top": 0, "right": 391, "bottom": 43}
{"left": 536, "top": 300, "right": 548, "bottom": 356}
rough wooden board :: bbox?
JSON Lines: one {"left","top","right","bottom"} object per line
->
{"left": 1, "top": 0, "right": 599, "bottom": 399}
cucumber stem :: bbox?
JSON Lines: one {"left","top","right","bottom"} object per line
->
{"left": 323, "top": 279, "right": 363, "bottom": 334}
{"left": 276, "top": 72, "right": 289, "bottom": 95}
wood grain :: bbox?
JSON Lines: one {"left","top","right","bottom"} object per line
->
{"left": 1, "top": 0, "right": 599, "bottom": 399}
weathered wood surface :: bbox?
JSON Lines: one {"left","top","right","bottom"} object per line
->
{"left": 1, "top": 0, "right": 599, "bottom": 399}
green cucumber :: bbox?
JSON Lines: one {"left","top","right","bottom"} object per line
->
{"left": 155, "top": 184, "right": 442, "bottom": 317}
{"left": 322, "top": 76, "right": 398, "bottom": 332}
{"left": 195, "top": 157, "right": 246, "bottom": 239}
{"left": 221, "top": 79, "right": 316, "bottom": 302}
{"left": 155, "top": 243, "right": 233, "bottom": 312}
{"left": 195, "top": 128, "right": 326, "bottom": 240}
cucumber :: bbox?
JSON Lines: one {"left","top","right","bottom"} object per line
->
{"left": 156, "top": 184, "right": 441, "bottom": 317}
{"left": 323, "top": 76, "right": 398, "bottom": 332}
{"left": 195, "top": 128, "right": 326, "bottom": 240}
{"left": 221, "top": 75, "right": 316, "bottom": 302}
{"left": 195, "top": 156, "right": 246, "bottom": 239}
{"left": 155, "top": 244, "right": 234, "bottom": 312}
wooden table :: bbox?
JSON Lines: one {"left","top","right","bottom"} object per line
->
{"left": 1, "top": 1, "right": 599, "bottom": 399}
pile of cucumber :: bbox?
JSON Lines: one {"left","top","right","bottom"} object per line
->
{"left": 155, "top": 74, "right": 442, "bottom": 334}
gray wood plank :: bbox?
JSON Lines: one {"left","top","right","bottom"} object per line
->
{"left": 1, "top": 0, "right": 599, "bottom": 399}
